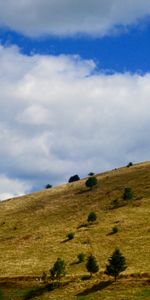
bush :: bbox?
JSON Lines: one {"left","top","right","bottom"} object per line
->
{"left": 45, "top": 184, "right": 52, "bottom": 189}
{"left": 123, "top": 187, "right": 133, "bottom": 200}
{"left": 77, "top": 252, "right": 85, "bottom": 263}
{"left": 112, "top": 226, "right": 118, "bottom": 234}
{"left": 86, "top": 254, "right": 99, "bottom": 276}
{"left": 50, "top": 258, "right": 66, "bottom": 281}
{"left": 68, "top": 174, "right": 80, "bottom": 183}
{"left": 88, "top": 172, "right": 95, "bottom": 176}
{"left": 67, "top": 232, "right": 74, "bottom": 240}
{"left": 85, "top": 176, "right": 97, "bottom": 189}
{"left": 105, "top": 248, "right": 127, "bottom": 281}
{"left": 87, "top": 211, "right": 97, "bottom": 223}
{"left": 127, "top": 162, "right": 133, "bottom": 167}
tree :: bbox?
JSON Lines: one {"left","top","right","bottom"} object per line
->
{"left": 88, "top": 172, "right": 95, "bottom": 176}
{"left": 77, "top": 252, "right": 85, "bottom": 263}
{"left": 68, "top": 174, "right": 80, "bottom": 183}
{"left": 45, "top": 184, "right": 52, "bottom": 189}
{"left": 87, "top": 211, "right": 97, "bottom": 223}
{"left": 50, "top": 258, "right": 66, "bottom": 281}
{"left": 127, "top": 162, "right": 133, "bottom": 167}
{"left": 66, "top": 232, "right": 74, "bottom": 240}
{"left": 86, "top": 254, "right": 99, "bottom": 277}
{"left": 123, "top": 187, "right": 133, "bottom": 200}
{"left": 85, "top": 176, "right": 97, "bottom": 190}
{"left": 105, "top": 248, "right": 127, "bottom": 281}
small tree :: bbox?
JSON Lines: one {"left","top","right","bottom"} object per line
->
{"left": 66, "top": 232, "right": 74, "bottom": 240}
{"left": 123, "top": 187, "right": 133, "bottom": 200}
{"left": 85, "top": 176, "right": 97, "bottom": 190}
{"left": 87, "top": 211, "right": 97, "bottom": 223}
{"left": 50, "top": 258, "right": 66, "bottom": 281}
{"left": 77, "top": 252, "right": 85, "bottom": 263}
{"left": 68, "top": 174, "right": 80, "bottom": 183}
{"left": 45, "top": 184, "right": 52, "bottom": 189}
{"left": 86, "top": 254, "right": 99, "bottom": 277}
{"left": 127, "top": 162, "right": 133, "bottom": 167}
{"left": 88, "top": 172, "right": 95, "bottom": 176}
{"left": 105, "top": 248, "right": 127, "bottom": 281}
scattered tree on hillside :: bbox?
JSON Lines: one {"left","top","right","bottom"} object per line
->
{"left": 87, "top": 211, "right": 97, "bottom": 223}
{"left": 127, "top": 162, "right": 133, "bottom": 167}
{"left": 45, "top": 184, "right": 52, "bottom": 189}
{"left": 85, "top": 176, "right": 97, "bottom": 190}
{"left": 50, "top": 258, "right": 66, "bottom": 281}
{"left": 86, "top": 254, "right": 99, "bottom": 277}
{"left": 123, "top": 187, "right": 133, "bottom": 200}
{"left": 88, "top": 172, "right": 95, "bottom": 176}
{"left": 66, "top": 232, "right": 74, "bottom": 240}
{"left": 68, "top": 174, "right": 80, "bottom": 183}
{"left": 77, "top": 252, "right": 85, "bottom": 263}
{"left": 105, "top": 248, "right": 127, "bottom": 281}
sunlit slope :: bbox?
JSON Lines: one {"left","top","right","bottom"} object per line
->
{"left": 0, "top": 162, "right": 150, "bottom": 276}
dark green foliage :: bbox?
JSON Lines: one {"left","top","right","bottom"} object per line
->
{"left": 105, "top": 248, "right": 127, "bottom": 281}
{"left": 127, "top": 162, "right": 133, "bottom": 167}
{"left": 45, "top": 184, "right": 52, "bottom": 189}
{"left": 88, "top": 172, "right": 95, "bottom": 176}
{"left": 68, "top": 174, "right": 80, "bottom": 183}
{"left": 112, "top": 226, "right": 118, "bottom": 234}
{"left": 67, "top": 232, "right": 74, "bottom": 240}
{"left": 85, "top": 176, "right": 97, "bottom": 189}
{"left": 77, "top": 252, "right": 85, "bottom": 263}
{"left": 87, "top": 211, "right": 97, "bottom": 223}
{"left": 86, "top": 254, "right": 99, "bottom": 276}
{"left": 50, "top": 258, "right": 66, "bottom": 280}
{"left": 123, "top": 187, "right": 133, "bottom": 200}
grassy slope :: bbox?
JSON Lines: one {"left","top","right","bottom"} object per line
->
{"left": 0, "top": 161, "right": 150, "bottom": 279}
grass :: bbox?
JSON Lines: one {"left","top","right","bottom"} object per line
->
{"left": 0, "top": 161, "right": 150, "bottom": 298}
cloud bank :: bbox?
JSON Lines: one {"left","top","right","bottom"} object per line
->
{"left": 0, "top": 45, "right": 150, "bottom": 199}
{"left": 0, "top": 0, "right": 150, "bottom": 37}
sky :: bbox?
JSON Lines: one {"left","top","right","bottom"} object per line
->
{"left": 0, "top": 0, "right": 150, "bottom": 200}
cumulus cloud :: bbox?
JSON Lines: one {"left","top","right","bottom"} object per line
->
{"left": 0, "top": 0, "right": 150, "bottom": 37}
{"left": 0, "top": 44, "right": 150, "bottom": 199}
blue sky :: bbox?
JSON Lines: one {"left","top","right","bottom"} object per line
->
{"left": 0, "top": 0, "right": 150, "bottom": 199}
{"left": 1, "top": 23, "right": 150, "bottom": 73}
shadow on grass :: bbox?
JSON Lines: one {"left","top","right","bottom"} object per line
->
{"left": 76, "top": 280, "right": 112, "bottom": 297}
{"left": 23, "top": 283, "right": 58, "bottom": 300}
{"left": 23, "top": 281, "right": 70, "bottom": 300}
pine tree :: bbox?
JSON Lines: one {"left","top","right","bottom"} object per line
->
{"left": 105, "top": 248, "right": 127, "bottom": 281}
{"left": 86, "top": 254, "right": 99, "bottom": 277}
{"left": 50, "top": 258, "right": 66, "bottom": 281}
{"left": 85, "top": 176, "right": 97, "bottom": 189}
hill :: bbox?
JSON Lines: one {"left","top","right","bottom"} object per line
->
{"left": 0, "top": 161, "right": 150, "bottom": 299}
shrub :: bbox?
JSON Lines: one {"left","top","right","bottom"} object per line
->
{"left": 123, "top": 187, "right": 133, "bottom": 200}
{"left": 50, "top": 258, "right": 66, "bottom": 281}
{"left": 112, "top": 226, "right": 118, "bottom": 234}
{"left": 105, "top": 248, "right": 127, "bottom": 281}
{"left": 127, "top": 162, "right": 133, "bottom": 167}
{"left": 67, "top": 232, "right": 74, "bottom": 240}
{"left": 85, "top": 176, "right": 97, "bottom": 189}
{"left": 77, "top": 252, "right": 85, "bottom": 263}
{"left": 68, "top": 174, "right": 80, "bottom": 183}
{"left": 45, "top": 184, "right": 52, "bottom": 189}
{"left": 88, "top": 172, "right": 95, "bottom": 176}
{"left": 87, "top": 211, "right": 97, "bottom": 223}
{"left": 86, "top": 254, "right": 99, "bottom": 277}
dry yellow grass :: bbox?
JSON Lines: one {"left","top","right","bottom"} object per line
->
{"left": 0, "top": 161, "right": 150, "bottom": 280}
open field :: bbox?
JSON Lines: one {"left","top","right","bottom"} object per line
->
{"left": 0, "top": 161, "right": 150, "bottom": 298}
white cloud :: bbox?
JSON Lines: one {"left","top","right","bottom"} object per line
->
{"left": 0, "top": 0, "right": 150, "bottom": 37}
{"left": 0, "top": 175, "right": 29, "bottom": 201}
{"left": 0, "top": 44, "right": 150, "bottom": 199}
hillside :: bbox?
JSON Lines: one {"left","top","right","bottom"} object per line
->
{"left": 0, "top": 161, "right": 150, "bottom": 299}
